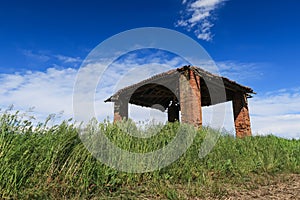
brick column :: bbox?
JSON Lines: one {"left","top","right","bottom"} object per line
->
{"left": 232, "top": 92, "right": 252, "bottom": 138}
{"left": 179, "top": 69, "right": 202, "bottom": 128}
{"left": 113, "top": 98, "right": 128, "bottom": 122}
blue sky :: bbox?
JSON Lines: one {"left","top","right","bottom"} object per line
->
{"left": 0, "top": 0, "right": 299, "bottom": 138}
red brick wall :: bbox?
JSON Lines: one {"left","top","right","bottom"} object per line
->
{"left": 232, "top": 93, "right": 252, "bottom": 137}
{"left": 179, "top": 69, "right": 202, "bottom": 128}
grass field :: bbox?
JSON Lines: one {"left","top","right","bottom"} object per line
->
{"left": 0, "top": 111, "right": 299, "bottom": 199}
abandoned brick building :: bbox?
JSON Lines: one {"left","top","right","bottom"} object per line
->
{"left": 105, "top": 66, "right": 254, "bottom": 138}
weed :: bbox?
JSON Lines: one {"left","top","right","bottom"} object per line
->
{"left": 0, "top": 111, "right": 299, "bottom": 199}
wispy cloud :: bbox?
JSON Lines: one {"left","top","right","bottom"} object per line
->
{"left": 22, "top": 50, "right": 50, "bottom": 62}
{"left": 176, "top": 0, "right": 227, "bottom": 41}
{"left": 217, "top": 60, "right": 264, "bottom": 82}
{"left": 21, "top": 49, "right": 83, "bottom": 68}
{"left": 182, "top": 58, "right": 263, "bottom": 83}
{"left": 55, "top": 55, "right": 82, "bottom": 64}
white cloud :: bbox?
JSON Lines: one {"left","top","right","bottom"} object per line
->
{"left": 176, "top": 0, "right": 227, "bottom": 41}
{"left": 216, "top": 60, "right": 264, "bottom": 82}
{"left": 55, "top": 55, "right": 82, "bottom": 64}
{"left": 184, "top": 59, "right": 299, "bottom": 139}
{"left": 1, "top": 50, "right": 187, "bottom": 124}
{"left": 0, "top": 68, "right": 77, "bottom": 121}
{"left": 202, "top": 89, "right": 300, "bottom": 139}
{"left": 1, "top": 53, "right": 299, "bottom": 139}
{"left": 249, "top": 89, "right": 300, "bottom": 139}
{"left": 22, "top": 50, "right": 50, "bottom": 62}
{"left": 180, "top": 58, "right": 263, "bottom": 83}
{"left": 21, "top": 49, "right": 83, "bottom": 68}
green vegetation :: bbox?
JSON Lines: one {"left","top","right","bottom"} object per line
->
{"left": 0, "top": 111, "right": 299, "bottom": 199}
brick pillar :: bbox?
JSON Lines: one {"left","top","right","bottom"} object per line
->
{"left": 232, "top": 93, "right": 252, "bottom": 138}
{"left": 179, "top": 69, "right": 202, "bottom": 128}
{"left": 168, "top": 101, "right": 179, "bottom": 122}
{"left": 113, "top": 98, "right": 128, "bottom": 122}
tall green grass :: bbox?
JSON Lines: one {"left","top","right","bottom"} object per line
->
{"left": 0, "top": 111, "right": 299, "bottom": 199}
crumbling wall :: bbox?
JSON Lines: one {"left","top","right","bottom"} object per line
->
{"left": 179, "top": 69, "right": 202, "bottom": 127}
{"left": 232, "top": 93, "right": 252, "bottom": 137}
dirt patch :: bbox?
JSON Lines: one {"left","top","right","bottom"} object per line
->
{"left": 224, "top": 174, "right": 300, "bottom": 200}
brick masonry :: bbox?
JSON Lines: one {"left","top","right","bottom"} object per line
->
{"left": 112, "top": 67, "right": 252, "bottom": 138}
{"left": 232, "top": 92, "right": 252, "bottom": 137}
{"left": 179, "top": 69, "right": 202, "bottom": 127}
{"left": 113, "top": 98, "right": 128, "bottom": 122}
